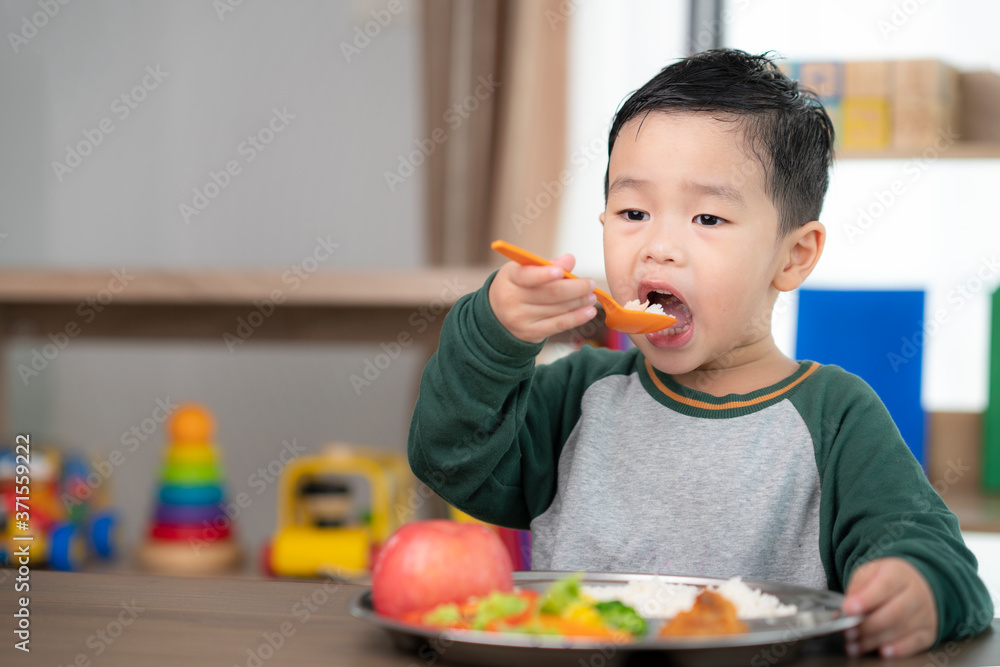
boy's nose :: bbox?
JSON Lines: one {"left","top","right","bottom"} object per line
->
{"left": 641, "top": 230, "right": 686, "bottom": 266}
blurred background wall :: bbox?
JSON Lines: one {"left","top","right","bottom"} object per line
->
{"left": 1, "top": 0, "right": 428, "bottom": 554}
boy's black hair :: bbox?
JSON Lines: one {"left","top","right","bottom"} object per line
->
{"left": 604, "top": 48, "right": 835, "bottom": 235}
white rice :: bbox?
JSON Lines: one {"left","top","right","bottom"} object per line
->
{"left": 623, "top": 298, "right": 666, "bottom": 315}
{"left": 584, "top": 580, "right": 700, "bottom": 619}
{"left": 581, "top": 577, "right": 798, "bottom": 619}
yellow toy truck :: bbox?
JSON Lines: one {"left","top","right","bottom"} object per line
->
{"left": 262, "top": 444, "right": 414, "bottom": 580}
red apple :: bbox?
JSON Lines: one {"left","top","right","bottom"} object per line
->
{"left": 371, "top": 519, "right": 514, "bottom": 619}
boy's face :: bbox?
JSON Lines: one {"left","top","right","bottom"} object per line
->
{"left": 601, "top": 111, "right": 787, "bottom": 376}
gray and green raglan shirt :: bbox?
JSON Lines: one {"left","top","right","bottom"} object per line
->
{"left": 408, "top": 277, "right": 994, "bottom": 642}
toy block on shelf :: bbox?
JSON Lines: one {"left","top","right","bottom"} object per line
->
{"left": 891, "top": 60, "right": 961, "bottom": 150}
{"left": 892, "top": 60, "right": 960, "bottom": 100}
{"left": 842, "top": 97, "right": 892, "bottom": 150}
{"left": 798, "top": 61, "right": 844, "bottom": 100}
{"left": 845, "top": 60, "right": 891, "bottom": 98}
{"left": 841, "top": 61, "right": 893, "bottom": 151}
{"left": 893, "top": 97, "right": 959, "bottom": 151}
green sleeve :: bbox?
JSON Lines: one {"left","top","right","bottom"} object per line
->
{"left": 407, "top": 273, "right": 580, "bottom": 528}
{"left": 796, "top": 366, "right": 994, "bottom": 643}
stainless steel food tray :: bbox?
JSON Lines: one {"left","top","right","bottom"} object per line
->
{"left": 349, "top": 571, "right": 862, "bottom": 666}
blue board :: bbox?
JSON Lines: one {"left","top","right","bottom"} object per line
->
{"left": 795, "top": 289, "right": 926, "bottom": 467}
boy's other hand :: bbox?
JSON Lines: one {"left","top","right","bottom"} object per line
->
{"left": 489, "top": 253, "right": 598, "bottom": 344}
{"left": 842, "top": 557, "right": 938, "bottom": 658}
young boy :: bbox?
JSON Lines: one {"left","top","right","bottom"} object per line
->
{"left": 407, "top": 49, "right": 993, "bottom": 658}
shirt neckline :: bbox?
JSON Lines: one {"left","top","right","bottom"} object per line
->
{"left": 638, "top": 357, "right": 819, "bottom": 418}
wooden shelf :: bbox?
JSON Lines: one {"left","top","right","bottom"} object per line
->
{"left": 0, "top": 267, "right": 497, "bottom": 346}
{"left": 0, "top": 268, "right": 494, "bottom": 307}
{"left": 0, "top": 267, "right": 496, "bottom": 433}
{"left": 836, "top": 141, "right": 1000, "bottom": 160}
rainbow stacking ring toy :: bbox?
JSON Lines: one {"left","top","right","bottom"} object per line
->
{"left": 135, "top": 403, "right": 242, "bottom": 575}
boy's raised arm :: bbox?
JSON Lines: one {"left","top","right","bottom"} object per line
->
{"left": 408, "top": 273, "right": 559, "bottom": 529}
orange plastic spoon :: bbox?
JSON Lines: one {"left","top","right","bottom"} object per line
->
{"left": 491, "top": 239, "right": 677, "bottom": 335}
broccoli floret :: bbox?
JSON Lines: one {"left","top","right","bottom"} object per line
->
{"left": 594, "top": 600, "right": 648, "bottom": 636}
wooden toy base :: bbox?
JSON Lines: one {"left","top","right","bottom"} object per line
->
{"left": 135, "top": 538, "right": 242, "bottom": 576}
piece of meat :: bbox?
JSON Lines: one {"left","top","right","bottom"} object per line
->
{"left": 659, "top": 590, "right": 748, "bottom": 637}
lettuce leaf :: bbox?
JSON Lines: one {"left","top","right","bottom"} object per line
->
{"left": 471, "top": 592, "right": 530, "bottom": 630}
{"left": 539, "top": 572, "right": 583, "bottom": 615}
{"left": 423, "top": 603, "right": 462, "bottom": 626}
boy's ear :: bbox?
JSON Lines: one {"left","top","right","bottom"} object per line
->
{"left": 599, "top": 212, "right": 605, "bottom": 226}
{"left": 772, "top": 220, "right": 825, "bottom": 292}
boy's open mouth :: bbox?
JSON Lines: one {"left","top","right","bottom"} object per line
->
{"left": 640, "top": 286, "right": 692, "bottom": 336}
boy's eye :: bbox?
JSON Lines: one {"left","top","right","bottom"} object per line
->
{"left": 622, "top": 210, "right": 649, "bottom": 222}
{"left": 695, "top": 214, "right": 724, "bottom": 226}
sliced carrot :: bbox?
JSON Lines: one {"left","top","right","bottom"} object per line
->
{"left": 502, "top": 590, "right": 540, "bottom": 626}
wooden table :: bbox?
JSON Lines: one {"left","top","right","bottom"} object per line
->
{"left": 1, "top": 570, "right": 997, "bottom": 666}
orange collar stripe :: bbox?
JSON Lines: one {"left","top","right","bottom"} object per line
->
{"left": 643, "top": 359, "right": 819, "bottom": 410}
